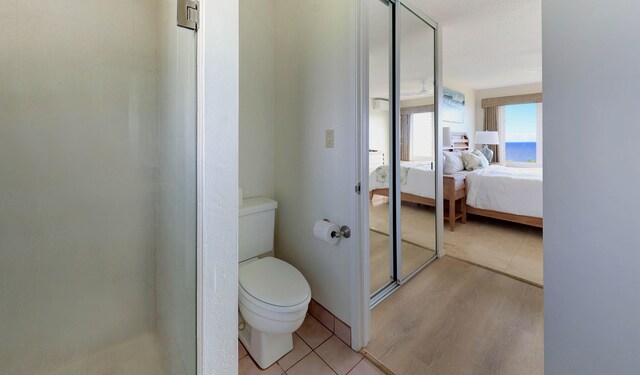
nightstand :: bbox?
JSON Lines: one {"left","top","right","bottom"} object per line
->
{"left": 444, "top": 174, "right": 467, "bottom": 231}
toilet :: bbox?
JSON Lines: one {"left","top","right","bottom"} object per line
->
{"left": 238, "top": 197, "right": 311, "bottom": 369}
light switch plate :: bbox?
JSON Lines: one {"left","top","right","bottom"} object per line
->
{"left": 325, "top": 129, "right": 335, "bottom": 148}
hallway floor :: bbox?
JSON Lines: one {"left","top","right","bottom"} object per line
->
{"left": 367, "top": 256, "right": 544, "bottom": 375}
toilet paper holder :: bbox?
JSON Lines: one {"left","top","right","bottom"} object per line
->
{"left": 323, "top": 219, "right": 351, "bottom": 239}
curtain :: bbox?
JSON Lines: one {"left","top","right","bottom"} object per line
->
{"left": 484, "top": 106, "right": 500, "bottom": 162}
{"left": 400, "top": 114, "right": 411, "bottom": 161}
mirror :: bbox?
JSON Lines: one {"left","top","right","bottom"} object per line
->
{"left": 398, "top": 4, "right": 437, "bottom": 279}
{"left": 368, "top": 0, "right": 394, "bottom": 295}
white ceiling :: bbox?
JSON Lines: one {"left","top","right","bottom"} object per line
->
{"left": 369, "top": 0, "right": 541, "bottom": 97}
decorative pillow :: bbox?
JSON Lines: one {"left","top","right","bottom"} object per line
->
{"left": 471, "top": 149, "right": 490, "bottom": 168}
{"left": 461, "top": 151, "right": 487, "bottom": 171}
{"left": 443, "top": 151, "right": 464, "bottom": 174}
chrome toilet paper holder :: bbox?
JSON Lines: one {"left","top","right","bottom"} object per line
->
{"left": 323, "top": 219, "right": 351, "bottom": 239}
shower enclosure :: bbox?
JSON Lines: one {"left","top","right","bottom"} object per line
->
{"left": 0, "top": 1, "right": 198, "bottom": 374}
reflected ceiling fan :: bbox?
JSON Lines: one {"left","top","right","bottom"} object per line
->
{"left": 401, "top": 79, "right": 433, "bottom": 97}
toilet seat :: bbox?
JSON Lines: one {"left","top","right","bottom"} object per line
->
{"left": 239, "top": 257, "right": 311, "bottom": 313}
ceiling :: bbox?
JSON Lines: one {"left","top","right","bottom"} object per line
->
{"left": 369, "top": 0, "right": 541, "bottom": 97}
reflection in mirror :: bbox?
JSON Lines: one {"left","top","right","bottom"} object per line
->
{"left": 368, "top": 0, "right": 393, "bottom": 296}
{"left": 398, "top": 5, "right": 437, "bottom": 279}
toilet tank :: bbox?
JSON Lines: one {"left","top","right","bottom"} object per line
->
{"left": 239, "top": 197, "right": 278, "bottom": 262}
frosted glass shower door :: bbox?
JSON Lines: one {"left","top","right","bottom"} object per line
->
{"left": 0, "top": 1, "right": 198, "bottom": 374}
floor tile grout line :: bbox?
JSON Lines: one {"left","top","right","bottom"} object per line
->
{"left": 345, "top": 357, "right": 365, "bottom": 375}
{"left": 296, "top": 315, "right": 334, "bottom": 349}
{"left": 312, "top": 336, "right": 364, "bottom": 375}
{"left": 278, "top": 334, "right": 312, "bottom": 372}
{"left": 312, "top": 345, "right": 339, "bottom": 375}
{"left": 283, "top": 333, "right": 362, "bottom": 375}
{"left": 280, "top": 330, "right": 334, "bottom": 374}
{"left": 343, "top": 356, "right": 366, "bottom": 375}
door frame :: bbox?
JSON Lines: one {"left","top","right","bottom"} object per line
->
{"left": 352, "top": 0, "right": 443, "bottom": 350}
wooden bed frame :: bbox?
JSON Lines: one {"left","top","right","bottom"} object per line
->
{"left": 370, "top": 171, "right": 468, "bottom": 231}
{"left": 466, "top": 206, "right": 543, "bottom": 228}
{"left": 370, "top": 185, "right": 542, "bottom": 229}
{"left": 370, "top": 189, "right": 435, "bottom": 207}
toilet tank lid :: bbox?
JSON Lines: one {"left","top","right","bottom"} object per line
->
{"left": 239, "top": 197, "right": 278, "bottom": 217}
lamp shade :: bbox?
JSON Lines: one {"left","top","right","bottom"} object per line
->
{"left": 475, "top": 131, "right": 499, "bottom": 145}
{"left": 442, "top": 127, "right": 452, "bottom": 147}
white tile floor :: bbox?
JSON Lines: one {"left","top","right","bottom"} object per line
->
{"left": 239, "top": 315, "right": 385, "bottom": 375}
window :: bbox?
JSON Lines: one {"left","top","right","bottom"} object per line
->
{"left": 503, "top": 103, "right": 543, "bottom": 166}
{"left": 410, "top": 112, "right": 434, "bottom": 160}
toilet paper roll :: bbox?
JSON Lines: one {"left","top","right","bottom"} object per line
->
{"left": 313, "top": 220, "right": 340, "bottom": 245}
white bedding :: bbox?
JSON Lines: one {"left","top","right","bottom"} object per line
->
{"left": 465, "top": 165, "right": 542, "bottom": 218}
{"left": 369, "top": 162, "right": 435, "bottom": 199}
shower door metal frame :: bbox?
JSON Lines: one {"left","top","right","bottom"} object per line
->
{"left": 195, "top": 2, "right": 203, "bottom": 373}
{"left": 359, "top": 0, "right": 444, "bottom": 317}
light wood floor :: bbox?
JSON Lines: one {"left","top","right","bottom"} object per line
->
{"left": 367, "top": 256, "right": 544, "bottom": 375}
{"left": 370, "top": 200, "right": 543, "bottom": 286}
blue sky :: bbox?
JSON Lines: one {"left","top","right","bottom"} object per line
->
{"left": 505, "top": 103, "right": 537, "bottom": 142}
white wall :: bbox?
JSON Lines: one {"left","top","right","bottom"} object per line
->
{"left": 240, "top": 0, "right": 277, "bottom": 199}
{"left": 201, "top": 0, "right": 239, "bottom": 372}
{"left": 274, "top": 0, "right": 357, "bottom": 325}
{"left": 0, "top": 2, "right": 157, "bottom": 373}
{"left": 156, "top": 0, "right": 197, "bottom": 373}
{"left": 475, "top": 82, "right": 542, "bottom": 147}
{"left": 543, "top": 1, "right": 640, "bottom": 373}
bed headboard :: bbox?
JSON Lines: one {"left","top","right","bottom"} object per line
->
{"left": 444, "top": 132, "right": 470, "bottom": 152}
{"left": 369, "top": 149, "right": 385, "bottom": 173}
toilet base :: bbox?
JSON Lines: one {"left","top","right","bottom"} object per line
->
{"left": 239, "top": 322, "right": 293, "bottom": 369}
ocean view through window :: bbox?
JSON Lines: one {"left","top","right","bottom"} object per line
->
{"left": 504, "top": 103, "right": 541, "bottom": 164}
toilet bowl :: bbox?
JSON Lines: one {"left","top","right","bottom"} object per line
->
{"left": 237, "top": 197, "right": 311, "bottom": 369}
{"left": 238, "top": 256, "right": 311, "bottom": 369}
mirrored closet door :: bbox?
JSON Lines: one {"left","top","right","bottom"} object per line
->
{"left": 368, "top": 0, "right": 394, "bottom": 297}
{"left": 397, "top": 4, "right": 437, "bottom": 281}
{"left": 368, "top": 0, "right": 441, "bottom": 306}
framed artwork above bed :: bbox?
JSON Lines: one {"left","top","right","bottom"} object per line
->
{"left": 442, "top": 87, "right": 465, "bottom": 123}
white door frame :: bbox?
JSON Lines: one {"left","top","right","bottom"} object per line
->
{"left": 351, "top": 0, "right": 372, "bottom": 351}
{"left": 352, "top": 0, "right": 443, "bottom": 350}
{"left": 198, "top": 0, "right": 241, "bottom": 372}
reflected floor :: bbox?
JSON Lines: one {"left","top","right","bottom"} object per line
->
{"left": 370, "top": 201, "right": 543, "bottom": 286}
{"left": 370, "top": 230, "right": 435, "bottom": 293}
{"left": 45, "top": 333, "right": 167, "bottom": 375}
